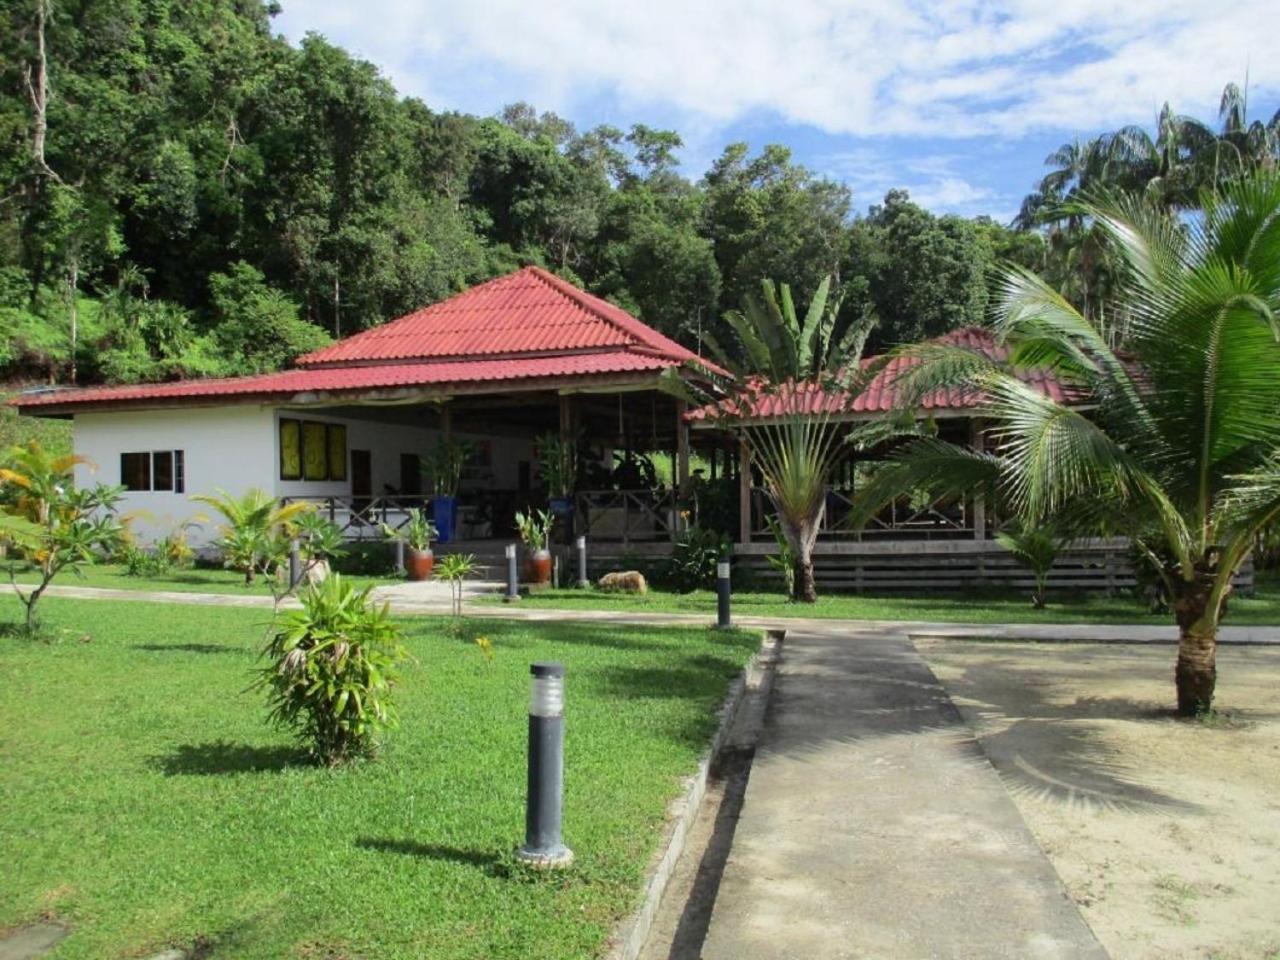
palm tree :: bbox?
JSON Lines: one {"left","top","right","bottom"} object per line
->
{"left": 853, "top": 173, "right": 1280, "bottom": 715}
{"left": 685, "top": 276, "right": 876, "bottom": 602}
{"left": 191, "top": 488, "right": 312, "bottom": 583}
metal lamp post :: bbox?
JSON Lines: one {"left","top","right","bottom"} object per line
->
{"left": 716, "top": 559, "right": 732, "bottom": 629}
{"left": 575, "top": 536, "right": 590, "bottom": 589}
{"left": 504, "top": 542, "right": 520, "bottom": 602}
{"left": 288, "top": 538, "right": 302, "bottom": 591}
{"left": 517, "top": 662, "right": 573, "bottom": 868}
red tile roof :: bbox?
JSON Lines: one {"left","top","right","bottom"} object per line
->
{"left": 687, "top": 327, "right": 1079, "bottom": 422}
{"left": 298, "top": 265, "right": 710, "bottom": 367}
{"left": 14, "top": 266, "right": 720, "bottom": 414}
{"left": 14, "top": 353, "right": 676, "bottom": 413}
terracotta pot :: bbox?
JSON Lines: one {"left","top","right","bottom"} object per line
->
{"left": 406, "top": 548, "right": 434, "bottom": 581}
{"left": 524, "top": 548, "right": 552, "bottom": 585}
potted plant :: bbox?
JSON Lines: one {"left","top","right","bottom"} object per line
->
{"left": 383, "top": 509, "right": 438, "bottom": 580}
{"left": 536, "top": 431, "right": 576, "bottom": 519}
{"left": 515, "top": 508, "right": 554, "bottom": 585}
{"left": 421, "top": 436, "right": 473, "bottom": 543}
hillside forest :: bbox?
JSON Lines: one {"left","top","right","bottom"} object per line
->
{"left": 3, "top": 0, "right": 1278, "bottom": 390}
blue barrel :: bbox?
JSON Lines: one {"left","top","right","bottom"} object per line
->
{"left": 433, "top": 495, "right": 458, "bottom": 543}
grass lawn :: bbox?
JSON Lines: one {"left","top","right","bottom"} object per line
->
{"left": 6, "top": 562, "right": 398, "bottom": 596}
{"left": 0, "top": 596, "right": 758, "bottom": 959}
{"left": 492, "top": 570, "right": 1280, "bottom": 626}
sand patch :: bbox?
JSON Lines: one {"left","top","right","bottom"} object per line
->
{"left": 917, "top": 640, "right": 1280, "bottom": 960}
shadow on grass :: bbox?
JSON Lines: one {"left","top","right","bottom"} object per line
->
{"left": 132, "top": 642, "right": 244, "bottom": 655}
{"left": 151, "top": 740, "right": 310, "bottom": 776}
{"left": 589, "top": 657, "right": 741, "bottom": 700}
{"left": 355, "top": 837, "right": 508, "bottom": 876}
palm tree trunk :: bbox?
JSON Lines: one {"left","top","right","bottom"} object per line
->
{"left": 1172, "top": 573, "right": 1221, "bottom": 716}
{"left": 793, "top": 552, "right": 817, "bottom": 603}
{"left": 1174, "top": 623, "right": 1216, "bottom": 716}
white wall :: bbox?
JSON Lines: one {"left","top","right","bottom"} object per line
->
{"left": 271, "top": 410, "right": 536, "bottom": 499}
{"left": 74, "top": 405, "right": 276, "bottom": 546}
{"left": 71, "top": 403, "right": 538, "bottom": 546}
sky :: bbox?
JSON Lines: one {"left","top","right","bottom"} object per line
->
{"left": 274, "top": 0, "right": 1280, "bottom": 224}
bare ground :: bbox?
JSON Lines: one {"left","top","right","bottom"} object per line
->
{"left": 916, "top": 639, "right": 1280, "bottom": 960}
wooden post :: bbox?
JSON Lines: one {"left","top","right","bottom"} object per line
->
{"left": 970, "top": 418, "right": 986, "bottom": 542}
{"left": 675, "top": 401, "right": 689, "bottom": 488}
{"left": 559, "top": 393, "right": 572, "bottom": 444}
{"left": 738, "top": 440, "right": 751, "bottom": 544}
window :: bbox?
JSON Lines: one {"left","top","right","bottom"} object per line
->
{"left": 327, "top": 425, "right": 347, "bottom": 481}
{"left": 280, "top": 419, "right": 302, "bottom": 480}
{"left": 303, "top": 421, "right": 328, "bottom": 480}
{"left": 121, "top": 452, "right": 150, "bottom": 491}
{"left": 153, "top": 451, "right": 173, "bottom": 491}
{"left": 280, "top": 418, "right": 347, "bottom": 482}
{"left": 120, "top": 450, "right": 184, "bottom": 492}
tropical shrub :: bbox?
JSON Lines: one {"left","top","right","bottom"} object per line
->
{"left": 654, "top": 526, "right": 729, "bottom": 593}
{"left": 257, "top": 576, "right": 409, "bottom": 765}
{"left": 421, "top": 438, "right": 474, "bottom": 498}
{"left": 996, "top": 521, "right": 1070, "bottom": 609}
{"left": 382, "top": 508, "right": 436, "bottom": 552}
{"left": 0, "top": 442, "right": 125, "bottom": 631}
{"left": 515, "top": 509, "right": 554, "bottom": 552}
{"left": 535, "top": 431, "right": 577, "bottom": 498}
{"left": 190, "top": 488, "right": 311, "bottom": 584}
{"left": 294, "top": 511, "right": 348, "bottom": 564}
{"left": 436, "top": 552, "right": 477, "bottom": 617}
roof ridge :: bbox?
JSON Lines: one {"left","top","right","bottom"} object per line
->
{"left": 524, "top": 265, "right": 700, "bottom": 363}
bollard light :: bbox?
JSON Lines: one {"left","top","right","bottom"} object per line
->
{"left": 716, "top": 559, "right": 732, "bottom": 629}
{"left": 575, "top": 536, "right": 589, "bottom": 589}
{"left": 393, "top": 537, "right": 405, "bottom": 576}
{"left": 517, "top": 662, "right": 573, "bottom": 868}
{"left": 504, "top": 542, "right": 520, "bottom": 603}
{"left": 288, "top": 538, "right": 302, "bottom": 591}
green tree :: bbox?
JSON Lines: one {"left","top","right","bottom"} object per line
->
{"left": 848, "top": 190, "right": 991, "bottom": 347}
{"left": 209, "top": 262, "right": 329, "bottom": 372}
{"left": 691, "top": 276, "right": 876, "bottom": 603}
{"left": 852, "top": 174, "right": 1280, "bottom": 715}
{"left": 1, "top": 441, "right": 124, "bottom": 631}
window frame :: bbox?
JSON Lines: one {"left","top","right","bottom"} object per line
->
{"left": 121, "top": 451, "right": 151, "bottom": 492}
{"left": 280, "top": 417, "right": 347, "bottom": 483}
{"left": 152, "top": 450, "right": 174, "bottom": 492}
{"left": 120, "top": 449, "right": 184, "bottom": 492}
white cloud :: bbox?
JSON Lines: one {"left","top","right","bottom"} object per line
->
{"left": 819, "top": 148, "right": 1012, "bottom": 217}
{"left": 275, "top": 0, "right": 1280, "bottom": 139}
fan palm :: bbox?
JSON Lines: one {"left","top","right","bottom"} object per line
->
{"left": 851, "top": 173, "right": 1280, "bottom": 715}
{"left": 682, "top": 276, "right": 876, "bottom": 602}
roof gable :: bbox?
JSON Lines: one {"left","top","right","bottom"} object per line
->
{"left": 297, "top": 265, "right": 705, "bottom": 367}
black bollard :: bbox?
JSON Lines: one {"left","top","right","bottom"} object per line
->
{"left": 517, "top": 662, "right": 573, "bottom": 868}
{"left": 575, "top": 536, "right": 590, "bottom": 589}
{"left": 288, "top": 538, "right": 302, "bottom": 591}
{"left": 504, "top": 542, "right": 520, "bottom": 602}
{"left": 716, "top": 559, "right": 732, "bottom": 629}
{"left": 393, "top": 537, "right": 405, "bottom": 576}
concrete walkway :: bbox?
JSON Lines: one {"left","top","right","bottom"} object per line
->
{"left": 29, "top": 582, "right": 1280, "bottom": 644}
{"left": 700, "top": 626, "right": 1109, "bottom": 960}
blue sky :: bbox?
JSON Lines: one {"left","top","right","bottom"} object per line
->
{"left": 274, "top": 1, "right": 1280, "bottom": 223}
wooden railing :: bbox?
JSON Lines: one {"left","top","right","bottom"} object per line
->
{"left": 281, "top": 495, "right": 427, "bottom": 541}
{"left": 573, "top": 489, "right": 678, "bottom": 544}
{"left": 748, "top": 487, "right": 978, "bottom": 541}
{"left": 283, "top": 490, "right": 682, "bottom": 543}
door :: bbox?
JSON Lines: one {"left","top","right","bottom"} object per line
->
{"left": 351, "top": 449, "right": 372, "bottom": 517}
{"left": 399, "top": 453, "right": 421, "bottom": 497}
